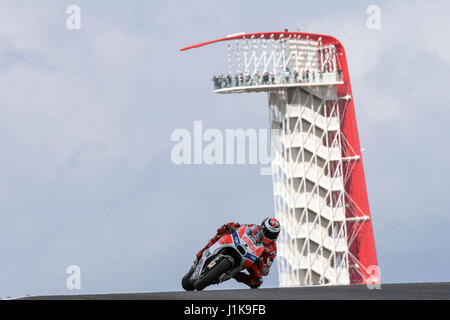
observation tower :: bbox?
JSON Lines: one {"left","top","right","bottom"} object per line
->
{"left": 181, "top": 31, "right": 379, "bottom": 287}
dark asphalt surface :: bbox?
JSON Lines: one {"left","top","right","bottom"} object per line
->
{"left": 20, "top": 282, "right": 450, "bottom": 300}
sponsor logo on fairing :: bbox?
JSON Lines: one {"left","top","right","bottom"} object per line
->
{"left": 244, "top": 252, "right": 259, "bottom": 262}
{"left": 232, "top": 231, "right": 240, "bottom": 246}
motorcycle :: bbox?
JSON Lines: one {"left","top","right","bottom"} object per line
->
{"left": 182, "top": 225, "right": 265, "bottom": 291}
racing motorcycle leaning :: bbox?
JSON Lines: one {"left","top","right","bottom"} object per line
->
{"left": 182, "top": 225, "right": 265, "bottom": 291}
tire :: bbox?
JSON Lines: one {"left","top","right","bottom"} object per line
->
{"left": 194, "top": 258, "right": 232, "bottom": 291}
{"left": 181, "top": 266, "right": 196, "bottom": 291}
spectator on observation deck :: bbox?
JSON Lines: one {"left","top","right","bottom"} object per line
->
{"left": 212, "top": 75, "right": 220, "bottom": 89}
{"left": 254, "top": 70, "right": 260, "bottom": 85}
{"left": 262, "top": 71, "right": 269, "bottom": 84}
{"left": 219, "top": 74, "right": 225, "bottom": 88}
{"left": 244, "top": 72, "right": 251, "bottom": 85}
{"left": 284, "top": 68, "right": 290, "bottom": 83}
{"left": 294, "top": 70, "right": 299, "bottom": 82}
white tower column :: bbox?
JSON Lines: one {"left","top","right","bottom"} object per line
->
{"left": 269, "top": 87, "right": 351, "bottom": 286}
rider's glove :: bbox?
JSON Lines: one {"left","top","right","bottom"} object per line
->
{"left": 217, "top": 224, "right": 228, "bottom": 235}
{"left": 217, "top": 223, "right": 240, "bottom": 235}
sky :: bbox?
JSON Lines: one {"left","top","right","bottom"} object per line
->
{"left": 0, "top": 0, "right": 449, "bottom": 297}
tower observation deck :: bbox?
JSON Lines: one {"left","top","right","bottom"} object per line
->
{"left": 181, "top": 31, "right": 379, "bottom": 287}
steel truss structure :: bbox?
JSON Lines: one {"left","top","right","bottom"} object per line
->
{"left": 181, "top": 31, "right": 379, "bottom": 287}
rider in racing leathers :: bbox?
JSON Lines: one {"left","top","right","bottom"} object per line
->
{"left": 195, "top": 217, "right": 281, "bottom": 289}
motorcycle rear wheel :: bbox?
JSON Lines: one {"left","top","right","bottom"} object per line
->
{"left": 194, "top": 258, "right": 232, "bottom": 291}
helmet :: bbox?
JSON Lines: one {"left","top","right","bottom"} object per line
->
{"left": 260, "top": 217, "right": 281, "bottom": 243}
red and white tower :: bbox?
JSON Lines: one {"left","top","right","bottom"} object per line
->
{"left": 181, "top": 31, "right": 379, "bottom": 287}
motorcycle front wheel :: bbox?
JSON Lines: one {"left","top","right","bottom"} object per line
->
{"left": 181, "top": 265, "right": 196, "bottom": 291}
{"left": 194, "top": 258, "right": 232, "bottom": 291}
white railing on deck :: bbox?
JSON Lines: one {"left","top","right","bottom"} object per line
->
{"left": 212, "top": 71, "right": 342, "bottom": 90}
